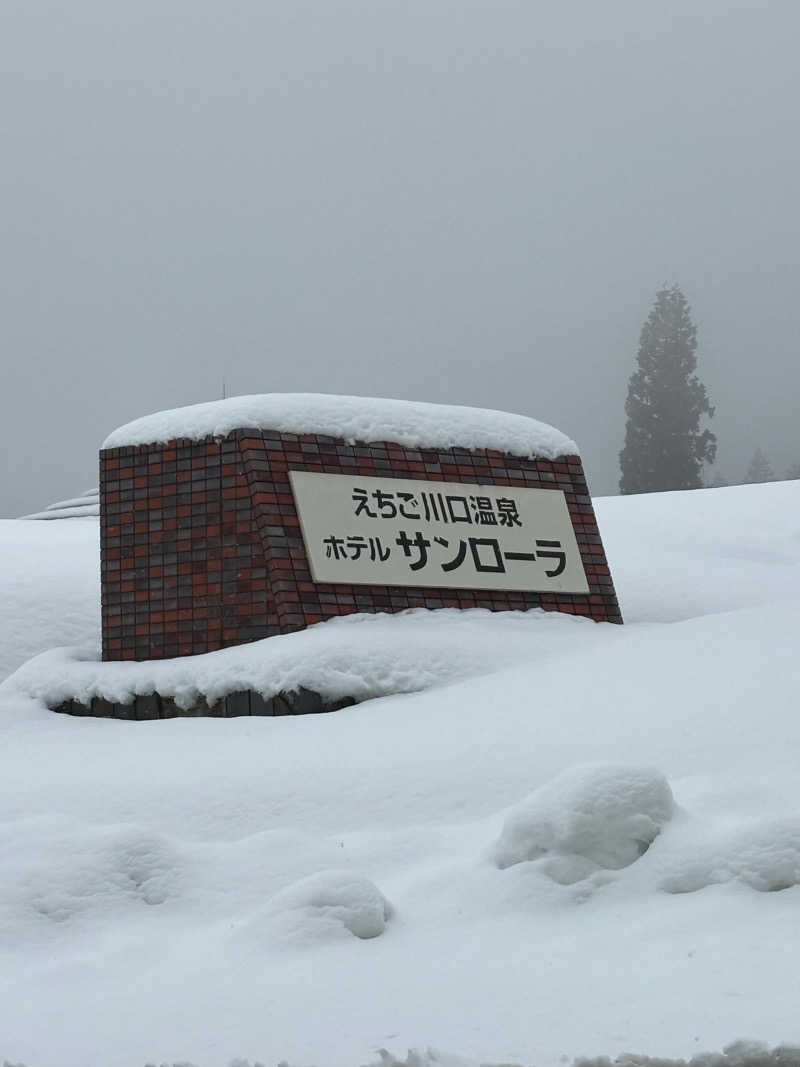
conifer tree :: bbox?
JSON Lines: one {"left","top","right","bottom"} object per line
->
{"left": 745, "top": 447, "right": 774, "bottom": 484}
{"left": 785, "top": 462, "right": 800, "bottom": 480}
{"left": 619, "top": 285, "right": 716, "bottom": 494}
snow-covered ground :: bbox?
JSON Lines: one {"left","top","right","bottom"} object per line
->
{"left": 0, "top": 481, "right": 799, "bottom": 1067}
{"left": 0, "top": 517, "right": 99, "bottom": 680}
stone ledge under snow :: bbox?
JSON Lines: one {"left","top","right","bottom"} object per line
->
{"left": 102, "top": 393, "right": 579, "bottom": 459}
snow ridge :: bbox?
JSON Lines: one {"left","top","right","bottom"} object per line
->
{"left": 21, "top": 487, "right": 99, "bottom": 520}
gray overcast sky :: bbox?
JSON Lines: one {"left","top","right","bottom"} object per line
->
{"left": 2, "top": 0, "right": 799, "bottom": 516}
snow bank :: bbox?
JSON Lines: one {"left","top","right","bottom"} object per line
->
{"left": 102, "top": 393, "right": 578, "bottom": 458}
{"left": 246, "top": 869, "right": 391, "bottom": 944}
{"left": 0, "top": 606, "right": 600, "bottom": 717}
{"left": 493, "top": 765, "right": 674, "bottom": 879}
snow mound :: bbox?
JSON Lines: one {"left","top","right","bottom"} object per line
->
{"left": 101, "top": 392, "right": 578, "bottom": 458}
{"left": 661, "top": 817, "right": 800, "bottom": 894}
{"left": 493, "top": 764, "right": 674, "bottom": 879}
{"left": 0, "top": 819, "right": 181, "bottom": 940}
{"left": 248, "top": 869, "right": 391, "bottom": 944}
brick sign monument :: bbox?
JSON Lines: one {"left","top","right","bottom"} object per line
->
{"left": 92, "top": 394, "right": 621, "bottom": 716}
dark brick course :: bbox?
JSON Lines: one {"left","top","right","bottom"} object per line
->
{"left": 100, "top": 429, "right": 622, "bottom": 661}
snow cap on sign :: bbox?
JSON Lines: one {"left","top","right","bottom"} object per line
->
{"left": 102, "top": 393, "right": 579, "bottom": 459}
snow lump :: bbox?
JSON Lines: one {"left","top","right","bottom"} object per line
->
{"left": 493, "top": 764, "right": 674, "bottom": 882}
{"left": 243, "top": 869, "right": 392, "bottom": 945}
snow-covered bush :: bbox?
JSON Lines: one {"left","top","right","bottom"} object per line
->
{"left": 493, "top": 764, "right": 674, "bottom": 880}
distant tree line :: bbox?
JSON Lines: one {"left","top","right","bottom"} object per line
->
{"left": 705, "top": 449, "right": 800, "bottom": 487}
{"left": 619, "top": 285, "right": 799, "bottom": 492}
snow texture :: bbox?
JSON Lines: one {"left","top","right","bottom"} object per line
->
{"left": 492, "top": 764, "right": 674, "bottom": 878}
{"left": 594, "top": 479, "right": 800, "bottom": 623}
{"left": 0, "top": 818, "right": 182, "bottom": 942}
{"left": 0, "top": 479, "right": 799, "bottom": 1067}
{"left": 101, "top": 392, "right": 579, "bottom": 458}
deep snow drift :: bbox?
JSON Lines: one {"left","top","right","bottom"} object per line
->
{"left": 0, "top": 480, "right": 799, "bottom": 1067}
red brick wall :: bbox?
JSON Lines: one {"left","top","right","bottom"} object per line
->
{"left": 100, "top": 429, "right": 621, "bottom": 661}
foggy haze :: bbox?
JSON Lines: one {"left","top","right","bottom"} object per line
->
{"left": 2, "top": 0, "right": 799, "bottom": 516}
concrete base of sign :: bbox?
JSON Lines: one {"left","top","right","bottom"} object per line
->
{"left": 52, "top": 687, "right": 357, "bottom": 720}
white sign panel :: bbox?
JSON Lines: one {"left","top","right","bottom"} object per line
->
{"left": 289, "top": 471, "right": 589, "bottom": 594}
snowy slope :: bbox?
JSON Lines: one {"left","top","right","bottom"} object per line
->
{"left": 21, "top": 486, "right": 100, "bottom": 521}
{"left": 0, "top": 482, "right": 799, "bottom": 1067}
{"left": 596, "top": 481, "right": 800, "bottom": 622}
{"left": 0, "top": 517, "right": 99, "bottom": 680}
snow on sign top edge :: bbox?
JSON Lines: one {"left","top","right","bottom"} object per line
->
{"left": 101, "top": 393, "right": 580, "bottom": 459}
